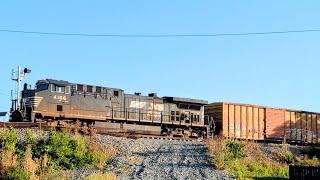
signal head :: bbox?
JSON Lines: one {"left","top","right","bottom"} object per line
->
{"left": 24, "top": 68, "right": 31, "bottom": 74}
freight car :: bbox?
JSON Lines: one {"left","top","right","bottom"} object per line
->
{"left": 8, "top": 69, "right": 320, "bottom": 143}
{"left": 10, "top": 79, "right": 213, "bottom": 138}
{"left": 206, "top": 102, "right": 320, "bottom": 144}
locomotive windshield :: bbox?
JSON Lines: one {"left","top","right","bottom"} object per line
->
{"left": 36, "top": 84, "right": 49, "bottom": 91}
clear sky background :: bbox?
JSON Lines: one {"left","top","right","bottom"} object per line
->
{"left": 0, "top": 1, "right": 320, "bottom": 117}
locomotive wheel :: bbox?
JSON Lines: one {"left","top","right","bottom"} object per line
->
{"left": 10, "top": 110, "right": 23, "bottom": 122}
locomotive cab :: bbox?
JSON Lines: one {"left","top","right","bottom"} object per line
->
{"left": 22, "top": 79, "right": 72, "bottom": 122}
{"left": 44, "top": 80, "right": 72, "bottom": 120}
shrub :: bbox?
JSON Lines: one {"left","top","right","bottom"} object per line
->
{"left": 295, "top": 156, "right": 320, "bottom": 166}
{"left": 4, "top": 166, "right": 27, "bottom": 180}
{"left": 41, "top": 130, "right": 94, "bottom": 169}
{"left": 304, "top": 145, "right": 320, "bottom": 159}
{"left": 2, "top": 126, "right": 19, "bottom": 152}
{"left": 272, "top": 165, "right": 289, "bottom": 178}
{"left": 206, "top": 138, "right": 289, "bottom": 179}
{"left": 0, "top": 127, "right": 116, "bottom": 179}
{"left": 227, "top": 141, "right": 246, "bottom": 159}
{"left": 27, "top": 129, "right": 116, "bottom": 170}
{"left": 279, "top": 150, "right": 294, "bottom": 164}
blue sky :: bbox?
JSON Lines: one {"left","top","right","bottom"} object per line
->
{"left": 0, "top": 1, "right": 320, "bottom": 115}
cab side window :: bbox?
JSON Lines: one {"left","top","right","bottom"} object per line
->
{"left": 51, "top": 84, "right": 56, "bottom": 92}
{"left": 51, "top": 84, "right": 66, "bottom": 93}
{"left": 65, "top": 86, "right": 70, "bottom": 94}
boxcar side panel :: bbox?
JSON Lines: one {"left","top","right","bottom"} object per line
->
{"left": 312, "top": 114, "right": 317, "bottom": 143}
{"left": 307, "top": 113, "right": 312, "bottom": 143}
{"left": 285, "top": 111, "right": 291, "bottom": 140}
{"left": 253, "top": 108, "right": 259, "bottom": 139}
{"left": 259, "top": 108, "right": 265, "bottom": 139}
{"left": 301, "top": 113, "right": 307, "bottom": 142}
{"left": 266, "top": 108, "right": 285, "bottom": 139}
{"left": 241, "top": 106, "right": 247, "bottom": 139}
{"left": 235, "top": 106, "right": 241, "bottom": 138}
{"left": 317, "top": 114, "right": 320, "bottom": 143}
{"left": 228, "top": 105, "right": 235, "bottom": 138}
{"left": 290, "top": 112, "right": 296, "bottom": 140}
{"left": 247, "top": 107, "right": 253, "bottom": 139}
{"left": 223, "top": 104, "right": 229, "bottom": 137}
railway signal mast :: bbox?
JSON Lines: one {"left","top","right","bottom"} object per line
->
{"left": 11, "top": 66, "right": 31, "bottom": 112}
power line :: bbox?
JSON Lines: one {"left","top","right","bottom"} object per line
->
{"left": 0, "top": 28, "right": 320, "bottom": 38}
{"left": 0, "top": 92, "right": 10, "bottom": 97}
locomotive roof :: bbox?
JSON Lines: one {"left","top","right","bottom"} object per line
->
{"left": 46, "top": 79, "right": 73, "bottom": 86}
{"left": 40, "top": 79, "right": 123, "bottom": 91}
{"left": 163, "top": 96, "right": 208, "bottom": 105}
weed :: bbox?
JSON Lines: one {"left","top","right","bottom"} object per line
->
{"left": 0, "top": 127, "right": 117, "bottom": 179}
{"left": 3, "top": 126, "right": 19, "bottom": 152}
{"left": 88, "top": 140, "right": 117, "bottom": 169}
{"left": 5, "top": 166, "right": 27, "bottom": 180}
{"left": 227, "top": 140, "right": 246, "bottom": 159}
{"left": 279, "top": 150, "right": 294, "bottom": 164}
{"left": 22, "top": 145, "right": 39, "bottom": 180}
{"left": 0, "top": 150, "right": 18, "bottom": 176}
{"left": 295, "top": 156, "right": 320, "bottom": 166}
{"left": 207, "top": 137, "right": 290, "bottom": 179}
{"left": 206, "top": 136, "right": 230, "bottom": 170}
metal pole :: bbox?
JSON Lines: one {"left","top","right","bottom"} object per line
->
{"left": 17, "top": 66, "right": 21, "bottom": 110}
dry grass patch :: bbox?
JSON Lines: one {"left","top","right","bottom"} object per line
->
{"left": 126, "top": 155, "right": 139, "bottom": 165}
{"left": 84, "top": 172, "right": 116, "bottom": 180}
{"left": 0, "top": 149, "right": 18, "bottom": 175}
{"left": 22, "top": 145, "right": 39, "bottom": 180}
{"left": 206, "top": 136, "right": 228, "bottom": 170}
{"left": 88, "top": 140, "right": 117, "bottom": 170}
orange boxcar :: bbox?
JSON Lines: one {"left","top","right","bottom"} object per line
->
{"left": 206, "top": 102, "right": 319, "bottom": 143}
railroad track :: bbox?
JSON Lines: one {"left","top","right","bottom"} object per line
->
{"left": 138, "top": 135, "right": 203, "bottom": 142}
{"left": 0, "top": 122, "right": 202, "bottom": 142}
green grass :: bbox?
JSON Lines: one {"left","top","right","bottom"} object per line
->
{"left": 0, "top": 126, "right": 116, "bottom": 180}
{"left": 206, "top": 137, "right": 290, "bottom": 180}
{"left": 224, "top": 159, "right": 288, "bottom": 179}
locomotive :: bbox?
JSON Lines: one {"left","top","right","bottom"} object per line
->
{"left": 11, "top": 79, "right": 215, "bottom": 138}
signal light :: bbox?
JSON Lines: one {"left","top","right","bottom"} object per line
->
{"left": 24, "top": 68, "right": 31, "bottom": 74}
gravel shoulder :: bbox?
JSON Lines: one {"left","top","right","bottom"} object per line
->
{"left": 8, "top": 129, "right": 233, "bottom": 180}
{"left": 97, "top": 135, "right": 233, "bottom": 180}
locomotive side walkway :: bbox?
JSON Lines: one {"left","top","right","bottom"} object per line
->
{"left": 97, "top": 135, "right": 233, "bottom": 180}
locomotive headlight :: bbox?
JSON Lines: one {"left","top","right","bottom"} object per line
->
{"left": 24, "top": 68, "right": 31, "bottom": 74}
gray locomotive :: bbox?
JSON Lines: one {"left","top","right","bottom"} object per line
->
{"left": 11, "top": 79, "right": 213, "bottom": 138}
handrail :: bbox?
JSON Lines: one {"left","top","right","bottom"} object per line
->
{"left": 104, "top": 106, "right": 205, "bottom": 126}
